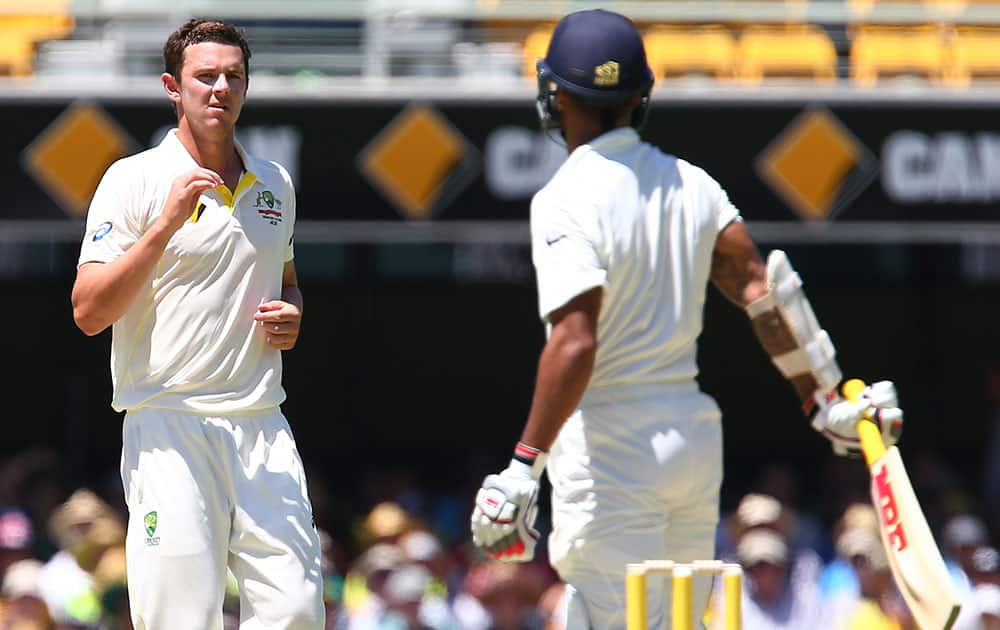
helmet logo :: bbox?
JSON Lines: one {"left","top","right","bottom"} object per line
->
{"left": 593, "top": 61, "right": 620, "bottom": 87}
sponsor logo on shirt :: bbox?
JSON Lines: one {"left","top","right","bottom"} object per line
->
{"left": 144, "top": 510, "right": 160, "bottom": 547}
{"left": 254, "top": 190, "right": 283, "bottom": 225}
{"left": 92, "top": 221, "right": 113, "bottom": 241}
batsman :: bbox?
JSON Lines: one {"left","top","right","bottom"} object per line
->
{"left": 470, "top": 9, "right": 904, "bottom": 629}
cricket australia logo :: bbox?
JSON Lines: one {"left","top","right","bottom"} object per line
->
{"left": 254, "top": 190, "right": 283, "bottom": 226}
{"left": 144, "top": 511, "right": 160, "bottom": 547}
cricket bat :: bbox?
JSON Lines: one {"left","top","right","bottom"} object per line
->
{"left": 843, "top": 378, "right": 961, "bottom": 630}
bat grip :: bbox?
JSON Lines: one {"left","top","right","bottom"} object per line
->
{"left": 843, "top": 378, "right": 887, "bottom": 466}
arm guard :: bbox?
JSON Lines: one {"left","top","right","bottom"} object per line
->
{"left": 745, "top": 250, "right": 842, "bottom": 394}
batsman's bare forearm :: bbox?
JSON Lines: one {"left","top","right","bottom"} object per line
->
{"left": 710, "top": 220, "right": 768, "bottom": 308}
{"left": 71, "top": 223, "right": 174, "bottom": 336}
{"left": 521, "top": 329, "right": 596, "bottom": 450}
{"left": 520, "top": 289, "right": 601, "bottom": 451}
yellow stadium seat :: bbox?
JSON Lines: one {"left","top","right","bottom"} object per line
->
{"left": 0, "top": 13, "right": 74, "bottom": 42}
{"left": 0, "top": 36, "right": 34, "bottom": 77}
{"left": 737, "top": 24, "right": 838, "bottom": 84}
{"left": 0, "top": 0, "right": 74, "bottom": 77}
{"left": 643, "top": 26, "right": 737, "bottom": 80}
{"left": 850, "top": 25, "right": 949, "bottom": 86}
{"left": 948, "top": 26, "right": 1000, "bottom": 85}
{"left": 522, "top": 25, "right": 554, "bottom": 79}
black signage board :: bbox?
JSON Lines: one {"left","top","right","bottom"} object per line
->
{"left": 3, "top": 98, "right": 999, "bottom": 223}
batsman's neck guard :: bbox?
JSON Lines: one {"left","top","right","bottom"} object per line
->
{"left": 746, "top": 250, "right": 842, "bottom": 393}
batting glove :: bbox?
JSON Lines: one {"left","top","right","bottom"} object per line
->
{"left": 470, "top": 444, "right": 547, "bottom": 563}
{"left": 808, "top": 381, "right": 904, "bottom": 456}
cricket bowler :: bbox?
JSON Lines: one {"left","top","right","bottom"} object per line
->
{"left": 71, "top": 19, "right": 324, "bottom": 629}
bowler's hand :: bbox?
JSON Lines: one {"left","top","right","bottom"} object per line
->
{"left": 157, "top": 168, "right": 223, "bottom": 236}
{"left": 254, "top": 301, "right": 301, "bottom": 350}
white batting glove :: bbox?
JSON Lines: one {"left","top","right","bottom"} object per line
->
{"left": 471, "top": 455, "right": 544, "bottom": 563}
{"left": 809, "top": 381, "right": 904, "bottom": 456}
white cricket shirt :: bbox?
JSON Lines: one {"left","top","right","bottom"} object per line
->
{"left": 78, "top": 130, "right": 295, "bottom": 414}
{"left": 530, "top": 127, "right": 740, "bottom": 391}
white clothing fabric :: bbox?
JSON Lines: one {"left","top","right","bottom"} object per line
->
{"left": 530, "top": 127, "right": 740, "bottom": 392}
{"left": 953, "top": 582, "right": 1000, "bottom": 630}
{"left": 121, "top": 407, "right": 324, "bottom": 630}
{"left": 78, "top": 130, "right": 296, "bottom": 414}
{"left": 739, "top": 573, "right": 827, "bottom": 630}
{"left": 547, "top": 384, "right": 723, "bottom": 630}
{"left": 36, "top": 550, "right": 95, "bottom": 625}
{"left": 531, "top": 127, "right": 739, "bottom": 629}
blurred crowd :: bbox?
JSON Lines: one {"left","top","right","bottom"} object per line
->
{"left": 0, "top": 445, "right": 997, "bottom": 630}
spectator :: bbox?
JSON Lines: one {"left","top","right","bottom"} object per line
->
{"left": 954, "top": 545, "right": 1000, "bottom": 630}
{"left": 820, "top": 503, "right": 878, "bottom": 606}
{"left": 460, "top": 562, "right": 548, "bottom": 630}
{"left": 0, "top": 510, "right": 35, "bottom": 585}
{"left": 399, "top": 530, "right": 450, "bottom": 598}
{"left": 753, "top": 463, "right": 829, "bottom": 558}
{"left": 734, "top": 529, "right": 826, "bottom": 629}
{"left": 833, "top": 526, "right": 914, "bottom": 629}
{"left": 377, "top": 563, "right": 459, "bottom": 630}
{"left": 536, "top": 581, "right": 566, "bottom": 630}
{"left": 399, "top": 530, "right": 461, "bottom": 627}
{"left": 724, "top": 493, "right": 823, "bottom": 589}
{"left": 942, "top": 512, "right": 990, "bottom": 598}
{"left": 318, "top": 529, "right": 346, "bottom": 629}
{"left": 359, "top": 502, "right": 415, "bottom": 548}
{"left": 1, "top": 560, "right": 43, "bottom": 602}
{"left": 1, "top": 594, "right": 54, "bottom": 630}
{"left": 343, "top": 542, "right": 406, "bottom": 629}
{"left": 91, "top": 544, "right": 127, "bottom": 630}
{"left": 36, "top": 490, "right": 124, "bottom": 628}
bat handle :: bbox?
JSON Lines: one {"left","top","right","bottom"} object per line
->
{"left": 843, "top": 378, "right": 888, "bottom": 466}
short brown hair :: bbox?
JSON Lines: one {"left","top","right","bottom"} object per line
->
{"left": 163, "top": 19, "right": 251, "bottom": 80}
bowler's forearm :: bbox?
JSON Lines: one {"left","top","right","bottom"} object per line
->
{"left": 281, "top": 284, "right": 303, "bottom": 313}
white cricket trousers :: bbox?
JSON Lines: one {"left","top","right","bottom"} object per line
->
{"left": 120, "top": 408, "right": 325, "bottom": 630}
{"left": 548, "top": 382, "right": 723, "bottom": 630}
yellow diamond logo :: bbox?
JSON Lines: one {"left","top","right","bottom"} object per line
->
{"left": 22, "top": 101, "right": 136, "bottom": 218}
{"left": 756, "top": 107, "right": 877, "bottom": 221}
{"left": 359, "top": 104, "right": 479, "bottom": 220}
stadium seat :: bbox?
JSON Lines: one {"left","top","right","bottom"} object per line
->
{"left": 737, "top": 24, "right": 838, "bottom": 84}
{"left": 643, "top": 26, "right": 738, "bottom": 80}
{"left": 948, "top": 26, "right": 1000, "bottom": 85}
{"left": 0, "top": 36, "right": 34, "bottom": 77}
{"left": 0, "top": 14, "right": 73, "bottom": 42}
{"left": 0, "top": 0, "right": 74, "bottom": 77}
{"left": 522, "top": 25, "right": 554, "bottom": 79}
{"left": 850, "top": 25, "right": 949, "bottom": 85}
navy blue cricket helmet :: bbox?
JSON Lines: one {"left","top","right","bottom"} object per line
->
{"left": 536, "top": 9, "right": 655, "bottom": 130}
